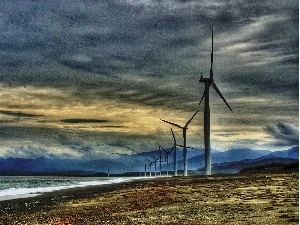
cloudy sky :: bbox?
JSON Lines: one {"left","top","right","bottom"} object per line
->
{"left": 0, "top": 0, "right": 298, "bottom": 160}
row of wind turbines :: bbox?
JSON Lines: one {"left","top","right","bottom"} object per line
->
{"left": 159, "top": 27, "right": 232, "bottom": 176}
{"left": 144, "top": 131, "right": 186, "bottom": 177}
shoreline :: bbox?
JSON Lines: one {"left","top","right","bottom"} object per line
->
{"left": 0, "top": 176, "right": 152, "bottom": 202}
{"left": 0, "top": 172, "right": 298, "bottom": 224}
{"left": 0, "top": 176, "right": 153, "bottom": 214}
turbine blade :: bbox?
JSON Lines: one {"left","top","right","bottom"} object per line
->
{"left": 199, "top": 91, "right": 205, "bottom": 105}
{"left": 161, "top": 119, "right": 183, "bottom": 129}
{"left": 171, "top": 129, "right": 176, "bottom": 144}
{"left": 211, "top": 27, "right": 213, "bottom": 63}
{"left": 185, "top": 110, "right": 200, "bottom": 127}
{"left": 176, "top": 144, "right": 194, "bottom": 149}
{"left": 176, "top": 144, "right": 184, "bottom": 148}
{"left": 169, "top": 146, "right": 175, "bottom": 153}
{"left": 159, "top": 145, "right": 165, "bottom": 151}
{"left": 212, "top": 82, "right": 233, "bottom": 112}
{"left": 210, "top": 26, "right": 213, "bottom": 80}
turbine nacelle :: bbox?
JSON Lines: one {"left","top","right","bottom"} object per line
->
{"left": 199, "top": 77, "right": 212, "bottom": 82}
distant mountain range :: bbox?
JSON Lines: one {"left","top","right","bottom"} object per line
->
{"left": 0, "top": 146, "right": 298, "bottom": 176}
{"left": 212, "top": 146, "right": 299, "bottom": 173}
{"left": 185, "top": 146, "right": 299, "bottom": 173}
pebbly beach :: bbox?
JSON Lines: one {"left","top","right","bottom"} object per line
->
{"left": 0, "top": 172, "right": 298, "bottom": 225}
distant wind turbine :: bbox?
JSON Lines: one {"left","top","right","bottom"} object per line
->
{"left": 171, "top": 129, "right": 178, "bottom": 176}
{"left": 160, "top": 145, "right": 174, "bottom": 177}
{"left": 158, "top": 145, "right": 164, "bottom": 176}
{"left": 152, "top": 153, "right": 161, "bottom": 177}
{"left": 144, "top": 157, "right": 147, "bottom": 177}
{"left": 137, "top": 163, "right": 143, "bottom": 177}
{"left": 170, "top": 129, "right": 196, "bottom": 176}
{"left": 161, "top": 110, "right": 199, "bottom": 176}
{"left": 199, "top": 27, "right": 233, "bottom": 175}
{"left": 146, "top": 158, "right": 153, "bottom": 177}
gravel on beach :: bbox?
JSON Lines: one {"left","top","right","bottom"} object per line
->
{"left": 0, "top": 172, "right": 298, "bottom": 225}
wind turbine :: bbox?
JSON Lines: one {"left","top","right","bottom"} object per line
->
{"left": 199, "top": 27, "right": 232, "bottom": 175}
{"left": 152, "top": 153, "right": 160, "bottom": 177}
{"left": 171, "top": 129, "right": 196, "bottom": 176}
{"left": 171, "top": 129, "right": 178, "bottom": 176}
{"left": 144, "top": 157, "right": 147, "bottom": 177}
{"left": 138, "top": 164, "right": 143, "bottom": 177}
{"left": 161, "top": 110, "right": 199, "bottom": 176}
{"left": 158, "top": 145, "right": 164, "bottom": 176}
{"left": 160, "top": 145, "right": 174, "bottom": 177}
{"left": 146, "top": 158, "right": 153, "bottom": 177}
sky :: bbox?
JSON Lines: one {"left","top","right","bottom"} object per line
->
{"left": 0, "top": 0, "right": 298, "bottom": 160}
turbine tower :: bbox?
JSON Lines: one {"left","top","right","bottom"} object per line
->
{"left": 170, "top": 129, "right": 195, "bottom": 176}
{"left": 160, "top": 145, "right": 174, "bottom": 177}
{"left": 158, "top": 145, "right": 163, "bottom": 176}
{"left": 144, "top": 157, "right": 147, "bottom": 177}
{"left": 199, "top": 27, "right": 232, "bottom": 175}
{"left": 146, "top": 158, "right": 153, "bottom": 177}
{"left": 171, "top": 129, "right": 178, "bottom": 176}
{"left": 161, "top": 110, "right": 199, "bottom": 176}
{"left": 152, "top": 153, "right": 160, "bottom": 177}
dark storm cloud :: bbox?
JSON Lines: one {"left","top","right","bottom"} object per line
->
{"left": 0, "top": 0, "right": 298, "bottom": 110}
{"left": 0, "top": 110, "right": 43, "bottom": 118}
{"left": 0, "top": 125, "right": 56, "bottom": 140}
{"left": 0, "top": 0, "right": 298, "bottom": 105}
{"left": 61, "top": 119, "right": 109, "bottom": 123}
{"left": 100, "top": 126, "right": 126, "bottom": 128}
{"left": 265, "top": 122, "right": 299, "bottom": 147}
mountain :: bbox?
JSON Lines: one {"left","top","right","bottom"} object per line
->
{"left": 0, "top": 157, "right": 127, "bottom": 176}
{"left": 135, "top": 148, "right": 204, "bottom": 162}
{"left": 171, "top": 148, "right": 272, "bottom": 171}
{"left": 211, "top": 157, "right": 299, "bottom": 174}
{"left": 202, "top": 146, "right": 299, "bottom": 174}
{"left": 212, "top": 148, "right": 272, "bottom": 163}
{"left": 0, "top": 146, "right": 298, "bottom": 175}
{"left": 161, "top": 146, "right": 298, "bottom": 173}
{"left": 261, "top": 146, "right": 299, "bottom": 159}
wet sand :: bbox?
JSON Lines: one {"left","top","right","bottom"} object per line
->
{"left": 0, "top": 172, "right": 298, "bottom": 224}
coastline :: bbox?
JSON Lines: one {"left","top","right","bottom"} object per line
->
{"left": 0, "top": 176, "right": 149, "bottom": 202}
{"left": 0, "top": 177, "right": 151, "bottom": 213}
{"left": 0, "top": 173, "right": 298, "bottom": 224}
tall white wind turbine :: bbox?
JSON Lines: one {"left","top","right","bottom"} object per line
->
{"left": 199, "top": 27, "right": 233, "bottom": 175}
{"left": 161, "top": 110, "right": 199, "bottom": 176}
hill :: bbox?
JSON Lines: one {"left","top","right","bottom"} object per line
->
{"left": 0, "top": 146, "right": 298, "bottom": 176}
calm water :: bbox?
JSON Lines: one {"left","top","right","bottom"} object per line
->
{"left": 0, "top": 176, "right": 142, "bottom": 201}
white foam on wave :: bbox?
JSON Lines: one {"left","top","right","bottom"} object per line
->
{"left": 0, "top": 177, "right": 147, "bottom": 202}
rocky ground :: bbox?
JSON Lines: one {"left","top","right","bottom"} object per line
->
{"left": 0, "top": 172, "right": 298, "bottom": 224}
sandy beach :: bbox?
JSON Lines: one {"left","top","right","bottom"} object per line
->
{"left": 0, "top": 172, "right": 298, "bottom": 225}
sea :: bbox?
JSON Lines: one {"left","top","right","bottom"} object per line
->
{"left": 0, "top": 176, "right": 145, "bottom": 202}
